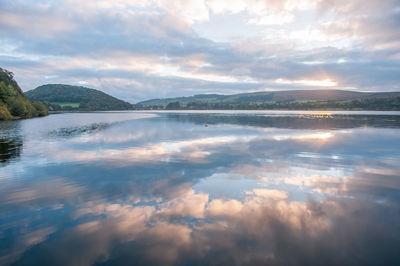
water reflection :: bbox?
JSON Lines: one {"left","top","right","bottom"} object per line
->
{"left": 167, "top": 112, "right": 400, "bottom": 129}
{"left": 1, "top": 111, "right": 400, "bottom": 265}
{"left": 0, "top": 122, "right": 23, "bottom": 166}
{"left": 0, "top": 137, "right": 22, "bottom": 165}
{"left": 48, "top": 123, "right": 110, "bottom": 138}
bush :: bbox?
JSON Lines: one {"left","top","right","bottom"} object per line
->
{"left": 0, "top": 104, "right": 12, "bottom": 120}
{"left": 32, "top": 101, "right": 49, "bottom": 116}
{"left": 8, "top": 98, "right": 26, "bottom": 117}
{"left": 27, "top": 102, "right": 38, "bottom": 117}
{"left": 7, "top": 97, "right": 29, "bottom": 117}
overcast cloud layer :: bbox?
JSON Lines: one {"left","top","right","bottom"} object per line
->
{"left": 0, "top": 0, "right": 399, "bottom": 103}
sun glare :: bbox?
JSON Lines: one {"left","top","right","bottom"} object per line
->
{"left": 273, "top": 132, "right": 334, "bottom": 141}
{"left": 275, "top": 78, "right": 337, "bottom": 87}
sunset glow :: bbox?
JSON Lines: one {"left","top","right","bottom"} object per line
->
{"left": 275, "top": 78, "right": 337, "bottom": 87}
{"left": 0, "top": 0, "right": 398, "bottom": 102}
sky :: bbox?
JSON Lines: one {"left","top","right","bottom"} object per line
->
{"left": 0, "top": 0, "right": 399, "bottom": 103}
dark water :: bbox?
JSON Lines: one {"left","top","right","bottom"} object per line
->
{"left": 1, "top": 111, "right": 400, "bottom": 266}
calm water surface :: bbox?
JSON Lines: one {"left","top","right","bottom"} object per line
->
{"left": 1, "top": 111, "right": 400, "bottom": 265}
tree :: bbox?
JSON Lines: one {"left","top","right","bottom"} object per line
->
{"left": 32, "top": 101, "right": 49, "bottom": 116}
{"left": 165, "top": 101, "right": 181, "bottom": 110}
{"left": 0, "top": 67, "right": 49, "bottom": 120}
{"left": 0, "top": 104, "right": 12, "bottom": 120}
{"left": 8, "top": 97, "right": 28, "bottom": 117}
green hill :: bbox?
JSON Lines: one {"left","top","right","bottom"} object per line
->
{"left": 0, "top": 67, "right": 48, "bottom": 120}
{"left": 26, "top": 84, "right": 133, "bottom": 111}
{"left": 136, "top": 89, "right": 400, "bottom": 110}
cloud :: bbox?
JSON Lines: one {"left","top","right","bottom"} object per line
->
{"left": 245, "top": 188, "right": 289, "bottom": 200}
{"left": 0, "top": 0, "right": 399, "bottom": 101}
{"left": 0, "top": 178, "right": 83, "bottom": 205}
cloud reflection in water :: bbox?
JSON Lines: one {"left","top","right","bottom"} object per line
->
{"left": 1, "top": 112, "right": 400, "bottom": 266}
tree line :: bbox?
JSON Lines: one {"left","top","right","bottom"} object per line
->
{"left": 135, "top": 97, "right": 400, "bottom": 111}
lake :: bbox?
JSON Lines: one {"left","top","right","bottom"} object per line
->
{"left": 1, "top": 111, "right": 400, "bottom": 266}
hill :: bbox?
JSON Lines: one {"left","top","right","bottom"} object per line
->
{"left": 0, "top": 67, "right": 48, "bottom": 120}
{"left": 136, "top": 89, "right": 400, "bottom": 110}
{"left": 26, "top": 84, "right": 133, "bottom": 111}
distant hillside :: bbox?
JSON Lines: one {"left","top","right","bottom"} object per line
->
{"left": 136, "top": 90, "right": 400, "bottom": 110}
{"left": 26, "top": 84, "right": 133, "bottom": 111}
{"left": 0, "top": 67, "right": 48, "bottom": 120}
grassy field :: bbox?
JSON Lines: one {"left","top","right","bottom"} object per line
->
{"left": 52, "top": 102, "right": 80, "bottom": 108}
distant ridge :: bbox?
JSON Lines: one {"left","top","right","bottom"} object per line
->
{"left": 136, "top": 89, "right": 400, "bottom": 110}
{"left": 26, "top": 84, "right": 133, "bottom": 111}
